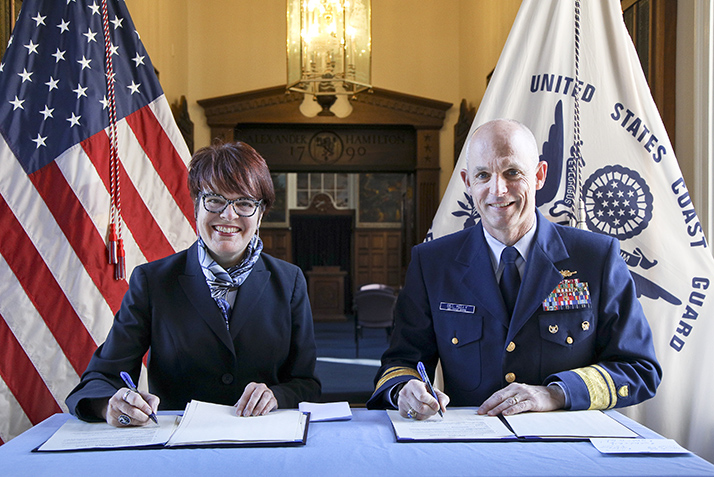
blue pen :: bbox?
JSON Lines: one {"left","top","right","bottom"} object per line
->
{"left": 120, "top": 371, "right": 159, "bottom": 424}
{"left": 416, "top": 361, "right": 443, "bottom": 417}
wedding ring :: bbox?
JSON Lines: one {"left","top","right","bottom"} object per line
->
{"left": 118, "top": 413, "right": 131, "bottom": 426}
{"left": 511, "top": 396, "right": 519, "bottom": 405}
{"left": 406, "top": 408, "right": 417, "bottom": 419}
{"left": 122, "top": 389, "right": 132, "bottom": 402}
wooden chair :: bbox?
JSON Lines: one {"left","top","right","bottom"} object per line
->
{"left": 352, "top": 284, "right": 397, "bottom": 357}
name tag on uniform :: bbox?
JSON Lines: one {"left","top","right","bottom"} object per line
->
{"left": 542, "top": 279, "right": 592, "bottom": 311}
{"left": 439, "top": 302, "right": 475, "bottom": 314}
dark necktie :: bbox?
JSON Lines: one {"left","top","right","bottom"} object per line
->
{"left": 499, "top": 246, "right": 521, "bottom": 317}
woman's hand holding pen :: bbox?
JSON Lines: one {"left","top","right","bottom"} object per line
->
{"left": 234, "top": 382, "right": 278, "bottom": 416}
{"left": 397, "top": 379, "right": 449, "bottom": 420}
{"left": 104, "top": 387, "right": 160, "bottom": 427}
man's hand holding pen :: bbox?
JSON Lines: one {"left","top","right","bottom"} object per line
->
{"left": 397, "top": 379, "right": 449, "bottom": 420}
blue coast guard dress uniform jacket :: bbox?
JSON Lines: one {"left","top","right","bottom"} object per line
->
{"left": 367, "top": 211, "right": 661, "bottom": 410}
{"left": 66, "top": 242, "right": 320, "bottom": 419}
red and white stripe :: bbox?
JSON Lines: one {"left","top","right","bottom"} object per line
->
{"left": 0, "top": 95, "right": 196, "bottom": 443}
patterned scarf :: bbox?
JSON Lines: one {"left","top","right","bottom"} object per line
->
{"left": 197, "top": 234, "right": 263, "bottom": 329}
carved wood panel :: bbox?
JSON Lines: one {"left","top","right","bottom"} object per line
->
{"left": 260, "top": 228, "right": 291, "bottom": 262}
{"left": 354, "top": 229, "right": 402, "bottom": 290}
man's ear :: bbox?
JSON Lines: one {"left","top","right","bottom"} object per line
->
{"left": 534, "top": 161, "right": 548, "bottom": 190}
{"left": 460, "top": 168, "right": 470, "bottom": 188}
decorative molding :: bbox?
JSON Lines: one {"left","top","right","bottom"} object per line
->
{"left": 351, "top": 88, "right": 451, "bottom": 121}
{"left": 199, "top": 87, "right": 302, "bottom": 119}
{"left": 293, "top": 192, "right": 353, "bottom": 216}
{"left": 198, "top": 85, "right": 451, "bottom": 129}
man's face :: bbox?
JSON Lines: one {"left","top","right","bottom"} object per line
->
{"left": 460, "top": 121, "right": 547, "bottom": 246}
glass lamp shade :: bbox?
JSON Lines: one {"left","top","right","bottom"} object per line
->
{"left": 287, "top": 0, "right": 371, "bottom": 97}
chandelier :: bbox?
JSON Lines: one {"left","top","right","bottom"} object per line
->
{"left": 287, "top": 0, "right": 372, "bottom": 117}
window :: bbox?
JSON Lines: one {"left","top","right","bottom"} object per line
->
{"left": 295, "top": 173, "right": 352, "bottom": 208}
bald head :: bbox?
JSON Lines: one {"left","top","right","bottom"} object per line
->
{"left": 460, "top": 118, "right": 547, "bottom": 246}
{"left": 466, "top": 119, "right": 540, "bottom": 171}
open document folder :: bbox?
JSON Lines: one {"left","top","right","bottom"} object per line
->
{"left": 387, "top": 408, "right": 638, "bottom": 442}
{"left": 35, "top": 400, "right": 309, "bottom": 452}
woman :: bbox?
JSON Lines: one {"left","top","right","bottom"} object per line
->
{"left": 66, "top": 141, "right": 321, "bottom": 426}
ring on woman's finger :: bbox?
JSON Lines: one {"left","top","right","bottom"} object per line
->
{"left": 511, "top": 396, "right": 519, "bottom": 405}
{"left": 122, "top": 389, "right": 132, "bottom": 402}
{"left": 118, "top": 413, "right": 131, "bottom": 426}
{"left": 406, "top": 408, "right": 417, "bottom": 419}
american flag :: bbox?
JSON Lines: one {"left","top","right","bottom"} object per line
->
{"left": 0, "top": 0, "right": 196, "bottom": 443}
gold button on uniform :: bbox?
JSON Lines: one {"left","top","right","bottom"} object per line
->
{"left": 549, "top": 324, "right": 558, "bottom": 334}
{"left": 451, "top": 337, "right": 459, "bottom": 345}
{"left": 566, "top": 336, "right": 574, "bottom": 345}
{"left": 582, "top": 321, "right": 590, "bottom": 331}
{"left": 506, "top": 341, "right": 516, "bottom": 352}
{"left": 505, "top": 372, "right": 516, "bottom": 383}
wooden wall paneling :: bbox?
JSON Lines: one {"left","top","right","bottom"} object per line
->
{"left": 416, "top": 129, "right": 441, "bottom": 243}
{"left": 354, "top": 229, "right": 401, "bottom": 290}
{"left": 260, "top": 228, "right": 291, "bottom": 262}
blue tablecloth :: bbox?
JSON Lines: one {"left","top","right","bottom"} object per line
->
{"left": 1, "top": 409, "right": 713, "bottom": 476}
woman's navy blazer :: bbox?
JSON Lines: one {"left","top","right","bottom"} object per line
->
{"left": 67, "top": 242, "right": 320, "bottom": 419}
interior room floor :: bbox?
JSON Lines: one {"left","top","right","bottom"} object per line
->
{"left": 313, "top": 319, "right": 391, "bottom": 405}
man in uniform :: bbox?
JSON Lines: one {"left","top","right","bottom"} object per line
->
{"left": 366, "top": 119, "right": 661, "bottom": 419}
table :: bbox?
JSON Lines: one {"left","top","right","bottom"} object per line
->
{"left": 2, "top": 409, "right": 713, "bottom": 476}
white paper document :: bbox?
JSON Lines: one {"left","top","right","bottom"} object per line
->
{"left": 36, "top": 400, "right": 309, "bottom": 451}
{"left": 298, "top": 401, "right": 352, "bottom": 421}
{"left": 387, "top": 408, "right": 639, "bottom": 442}
{"left": 591, "top": 438, "right": 690, "bottom": 455}
{"left": 166, "top": 400, "right": 308, "bottom": 446}
{"left": 504, "top": 410, "right": 638, "bottom": 439}
{"left": 36, "top": 415, "right": 180, "bottom": 451}
{"left": 387, "top": 408, "right": 514, "bottom": 441}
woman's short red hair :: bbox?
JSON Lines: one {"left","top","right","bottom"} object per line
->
{"left": 187, "top": 141, "right": 275, "bottom": 214}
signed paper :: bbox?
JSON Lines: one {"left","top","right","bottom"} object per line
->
{"left": 387, "top": 408, "right": 640, "bottom": 442}
{"left": 387, "top": 408, "right": 514, "bottom": 441}
{"left": 591, "top": 438, "right": 690, "bottom": 455}
{"left": 37, "top": 415, "right": 179, "bottom": 451}
{"left": 36, "top": 400, "right": 309, "bottom": 451}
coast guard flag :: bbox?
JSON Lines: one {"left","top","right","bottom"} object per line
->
{"left": 0, "top": 0, "right": 195, "bottom": 443}
{"left": 430, "top": 0, "right": 714, "bottom": 463}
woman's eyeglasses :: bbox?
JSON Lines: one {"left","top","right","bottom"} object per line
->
{"left": 199, "top": 192, "right": 263, "bottom": 217}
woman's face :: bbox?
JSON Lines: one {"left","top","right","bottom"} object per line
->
{"left": 196, "top": 189, "right": 262, "bottom": 268}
